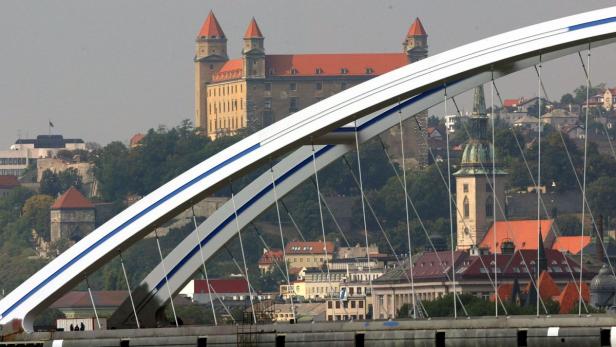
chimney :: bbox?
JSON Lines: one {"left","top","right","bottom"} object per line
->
{"left": 596, "top": 214, "right": 604, "bottom": 263}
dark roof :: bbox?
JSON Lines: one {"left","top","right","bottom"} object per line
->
{"left": 14, "top": 135, "right": 84, "bottom": 148}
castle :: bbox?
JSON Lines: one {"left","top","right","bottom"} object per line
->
{"left": 194, "top": 12, "right": 428, "bottom": 139}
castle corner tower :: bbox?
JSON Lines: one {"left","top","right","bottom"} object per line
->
{"left": 403, "top": 18, "right": 428, "bottom": 62}
{"left": 242, "top": 17, "right": 265, "bottom": 79}
{"left": 454, "top": 86, "right": 507, "bottom": 250}
{"left": 195, "top": 11, "right": 229, "bottom": 134}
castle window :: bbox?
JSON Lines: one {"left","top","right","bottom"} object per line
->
{"left": 340, "top": 68, "right": 349, "bottom": 74}
{"left": 486, "top": 182, "right": 492, "bottom": 192}
{"left": 290, "top": 83, "right": 297, "bottom": 91}
{"left": 463, "top": 196, "right": 469, "bottom": 218}
{"left": 463, "top": 184, "right": 469, "bottom": 193}
{"left": 315, "top": 67, "right": 323, "bottom": 74}
{"left": 365, "top": 67, "right": 374, "bottom": 74}
{"left": 209, "top": 64, "right": 214, "bottom": 70}
{"left": 486, "top": 196, "right": 493, "bottom": 217}
{"left": 289, "top": 97, "right": 298, "bottom": 112}
{"left": 316, "top": 82, "right": 322, "bottom": 91}
{"left": 265, "top": 82, "right": 272, "bottom": 91}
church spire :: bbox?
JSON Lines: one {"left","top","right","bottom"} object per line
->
{"left": 472, "top": 85, "right": 487, "bottom": 117}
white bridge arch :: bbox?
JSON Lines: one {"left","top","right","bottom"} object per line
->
{"left": 2, "top": 6, "right": 616, "bottom": 332}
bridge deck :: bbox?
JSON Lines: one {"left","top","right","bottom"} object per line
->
{"left": 2, "top": 315, "right": 616, "bottom": 346}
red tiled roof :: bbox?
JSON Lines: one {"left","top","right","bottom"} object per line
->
{"left": 258, "top": 249, "right": 283, "bottom": 266}
{"left": 266, "top": 53, "right": 407, "bottom": 77}
{"left": 552, "top": 236, "right": 591, "bottom": 255}
{"left": 286, "top": 241, "right": 334, "bottom": 255}
{"left": 558, "top": 281, "right": 589, "bottom": 314}
{"left": 491, "top": 283, "right": 513, "bottom": 302}
{"left": 407, "top": 18, "right": 427, "bottom": 36}
{"left": 503, "top": 98, "right": 520, "bottom": 107}
{"left": 536, "top": 271, "right": 561, "bottom": 300}
{"left": 480, "top": 219, "right": 553, "bottom": 254}
{"left": 194, "top": 278, "right": 249, "bottom": 294}
{"left": 0, "top": 175, "right": 19, "bottom": 189}
{"left": 198, "top": 11, "right": 225, "bottom": 38}
{"left": 51, "top": 291, "right": 127, "bottom": 309}
{"left": 212, "top": 59, "right": 243, "bottom": 82}
{"left": 51, "top": 187, "right": 94, "bottom": 210}
{"left": 244, "top": 17, "right": 263, "bottom": 38}
{"left": 129, "top": 133, "right": 144, "bottom": 147}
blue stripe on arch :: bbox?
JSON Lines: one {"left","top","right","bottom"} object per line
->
{"left": 569, "top": 17, "right": 616, "bottom": 31}
{"left": 1, "top": 143, "right": 260, "bottom": 320}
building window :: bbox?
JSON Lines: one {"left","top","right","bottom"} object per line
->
{"left": 265, "top": 82, "right": 272, "bottom": 91}
{"left": 365, "top": 67, "right": 374, "bottom": 74}
{"left": 351, "top": 301, "right": 356, "bottom": 309}
{"left": 209, "top": 64, "right": 214, "bottom": 70}
{"left": 265, "top": 98, "right": 272, "bottom": 110}
{"left": 340, "top": 68, "right": 349, "bottom": 74}
{"left": 291, "top": 67, "right": 298, "bottom": 75}
{"left": 315, "top": 67, "right": 323, "bottom": 74}
{"left": 486, "top": 182, "right": 492, "bottom": 192}
{"left": 359, "top": 301, "right": 364, "bottom": 308}
{"left": 336, "top": 301, "right": 340, "bottom": 309}
{"left": 290, "top": 83, "right": 297, "bottom": 91}
{"left": 328, "top": 301, "right": 332, "bottom": 309}
{"left": 463, "top": 196, "right": 469, "bottom": 218}
{"left": 486, "top": 196, "right": 493, "bottom": 217}
{"left": 316, "top": 82, "right": 322, "bottom": 91}
{"left": 289, "top": 97, "right": 298, "bottom": 112}
{"left": 463, "top": 183, "right": 469, "bottom": 193}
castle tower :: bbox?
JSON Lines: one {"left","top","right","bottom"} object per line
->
{"left": 454, "top": 86, "right": 507, "bottom": 250}
{"left": 242, "top": 17, "right": 265, "bottom": 79}
{"left": 195, "top": 11, "right": 229, "bottom": 134}
{"left": 50, "top": 187, "right": 95, "bottom": 244}
{"left": 403, "top": 18, "right": 428, "bottom": 62}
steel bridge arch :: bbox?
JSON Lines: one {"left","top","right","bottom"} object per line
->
{"left": 3, "top": 6, "right": 616, "bottom": 332}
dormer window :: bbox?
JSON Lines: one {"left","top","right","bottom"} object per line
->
{"left": 365, "top": 67, "right": 374, "bottom": 74}
{"left": 340, "top": 67, "right": 349, "bottom": 74}
{"left": 290, "top": 67, "right": 298, "bottom": 75}
{"left": 315, "top": 67, "right": 323, "bottom": 74}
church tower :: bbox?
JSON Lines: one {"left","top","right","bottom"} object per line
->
{"left": 242, "top": 18, "right": 266, "bottom": 79}
{"left": 403, "top": 18, "right": 428, "bottom": 62}
{"left": 195, "top": 11, "right": 228, "bottom": 134}
{"left": 454, "top": 86, "right": 507, "bottom": 250}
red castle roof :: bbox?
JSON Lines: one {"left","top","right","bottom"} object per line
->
{"left": 552, "top": 236, "right": 591, "bottom": 255}
{"left": 558, "top": 281, "right": 589, "bottom": 314}
{"left": 198, "top": 11, "right": 225, "bottom": 38}
{"left": 244, "top": 17, "right": 263, "bottom": 38}
{"left": 51, "top": 187, "right": 94, "bottom": 210}
{"left": 407, "top": 18, "right": 427, "bottom": 36}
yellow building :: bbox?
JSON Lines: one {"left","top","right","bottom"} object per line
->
{"left": 285, "top": 241, "right": 335, "bottom": 271}
{"left": 194, "top": 12, "right": 429, "bottom": 139}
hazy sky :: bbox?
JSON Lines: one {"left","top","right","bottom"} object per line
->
{"left": 1, "top": 0, "right": 616, "bottom": 149}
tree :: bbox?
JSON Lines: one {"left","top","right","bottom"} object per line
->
{"left": 39, "top": 168, "right": 83, "bottom": 197}
{"left": 22, "top": 195, "right": 55, "bottom": 239}
{"left": 587, "top": 176, "right": 616, "bottom": 221}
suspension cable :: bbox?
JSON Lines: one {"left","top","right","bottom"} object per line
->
{"left": 154, "top": 228, "right": 179, "bottom": 327}
{"left": 443, "top": 85, "right": 458, "bottom": 319}
{"left": 492, "top": 78, "right": 591, "bottom": 313}
{"left": 397, "top": 101, "right": 418, "bottom": 319}
{"left": 310, "top": 144, "right": 335, "bottom": 306}
{"left": 354, "top": 121, "right": 376, "bottom": 302}
{"left": 85, "top": 277, "right": 101, "bottom": 329}
{"left": 269, "top": 163, "right": 296, "bottom": 321}
{"left": 229, "top": 183, "right": 257, "bottom": 324}
{"left": 579, "top": 44, "right": 591, "bottom": 316}
{"left": 190, "top": 206, "right": 218, "bottom": 325}
{"left": 341, "top": 156, "right": 434, "bottom": 318}
{"left": 119, "top": 251, "right": 140, "bottom": 328}
{"left": 489, "top": 71, "right": 499, "bottom": 318}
